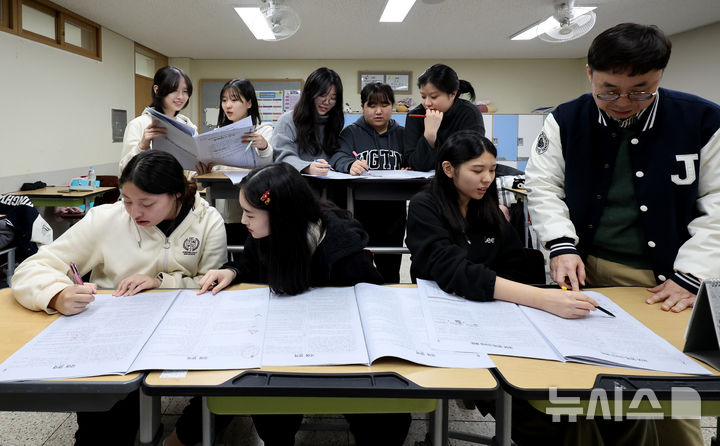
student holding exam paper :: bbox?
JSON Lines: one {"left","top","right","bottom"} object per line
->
{"left": 330, "top": 82, "right": 408, "bottom": 282}
{"left": 119, "top": 66, "right": 198, "bottom": 173}
{"left": 11, "top": 150, "right": 227, "bottom": 445}
{"left": 164, "top": 162, "right": 409, "bottom": 446}
{"left": 195, "top": 78, "right": 275, "bottom": 244}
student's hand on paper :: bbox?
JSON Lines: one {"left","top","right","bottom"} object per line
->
{"left": 198, "top": 269, "right": 236, "bottom": 295}
{"left": 195, "top": 161, "right": 213, "bottom": 175}
{"left": 139, "top": 120, "right": 167, "bottom": 150}
{"left": 646, "top": 279, "right": 696, "bottom": 312}
{"left": 306, "top": 159, "right": 331, "bottom": 176}
{"left": 543, "top": 289, "right": 598, "bottom": 319}
{"left": 242, "top": 132, "right": 269, "bottom": 150}
{"left": 49, "top": 284, "right": 98, "bottom": 315}
{"left": 349, "top": 160, "right": 369, "bottom": 176}
{"left": 550, "top": 254, "right": 586, "bottom": 291}
{"left": 423, "top": 109, "right": 444, "bottom": 147}
{"left": 113, "top": 274, "right": 161, "bottom": 297}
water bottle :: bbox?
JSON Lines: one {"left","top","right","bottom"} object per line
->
{"left": 88, "top": 166, "right": 96, "bottom": 189}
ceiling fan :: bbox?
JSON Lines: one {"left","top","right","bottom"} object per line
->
{"left": 235, "top": 0, "right": 301, "bottom": 41}
{"left": 510, "top": 0, "right": 597, "bottom": 43}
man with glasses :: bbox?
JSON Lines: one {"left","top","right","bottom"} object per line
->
{"left": 526, "top": 22, "right": 719, "bottom": 445}
{"left": 527, "top": 22, "right": 720, "bottom": 312}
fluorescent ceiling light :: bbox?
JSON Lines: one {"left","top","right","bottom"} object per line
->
{"left": 235, "top": 7, "right": 276, "bottom": 40}
{"left": 379, "top": 0, "right": 417, "bottom": 22}
{"left": 510, "top": 6, "right": 596, "bottom": 40}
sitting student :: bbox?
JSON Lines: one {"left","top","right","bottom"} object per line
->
{"left": 12, "top": 150, "right": 227, "bottom": 445}
{"left": 196, "top": 78, "right": 274, "bottom": 245}
{"left": 404, "top": 64, "right": 485, "bottom": 171}
{"left": 272, "top": 67, "right": 344, "bottom": 176}
{"left": 406, "top": 130, "right": 656, "bottom": 445}
{"left": 165, "top": 162, "right": 410, "bottom": 446}
{"left": 330, "top": 82, "right": 407, "bottom": 282}
{"left": 120, "top": 66, "right": 197, "bottom": 173}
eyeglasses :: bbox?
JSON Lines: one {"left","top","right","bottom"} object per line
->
{"left": 595, "top": 91, "right": 657, "bottom": 101}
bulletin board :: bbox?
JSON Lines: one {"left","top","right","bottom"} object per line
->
{"left": 358, "top": 71, "right": 412, "bottom": 94}
{"left": 199, "top": 78, "right": 304, "bottom": 133}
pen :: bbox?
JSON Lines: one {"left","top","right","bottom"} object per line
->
{"left": 244, "top": 140, "right": 253, "bottom": 152}
{"left": 314, "top": 159, "right": 334, "bottom": 171}
{"left": 69, "top": 262, "right": 83, "bottom": 285}
{"left": 407, "top": 114, "right": 426, "bottom": 118}
{"left": 352, "top": 151, "right": 360, "bottom": 159}
{"left": 560, "top": 286, "right": 616, "bottom": 317}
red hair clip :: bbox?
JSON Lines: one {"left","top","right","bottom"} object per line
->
{"left": 260, "top": 189, "right": 271, "bottom": 205}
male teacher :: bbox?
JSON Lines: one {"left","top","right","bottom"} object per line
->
{"left": 526, "top": 23, "right": 720, "bottom": 312}
{"left": 526, "top": 22, "right": 720, "bottom": 445}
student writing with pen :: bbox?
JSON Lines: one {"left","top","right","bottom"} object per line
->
{"left": 11, "top": 150, "right": 227, "bottom": 446}
{"left": 330, "top": 82, "right": 408, "bottom": 282}
{"left": 272, "top": 67, "right": 343, "bottom": 176}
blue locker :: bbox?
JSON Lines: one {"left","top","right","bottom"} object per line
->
{"left": 493, "top": 115, "right": 519, "bottom": 162}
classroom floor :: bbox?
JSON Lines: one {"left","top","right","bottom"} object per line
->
{"left": 2, "top": 257, "right": 718, "bottom": 445}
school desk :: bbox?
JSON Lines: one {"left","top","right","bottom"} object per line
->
{"left": 140, "top": 283, "right": 502, "bottom": 446}
{"left": 10, "top": 186, "right": 116, "bottom": 211}
{"left": 490, "top": 287, "right": 720, "bottom": 422}
{"left": 196, "top": 171, "right": 429, "bottom": 215}
{"left": 0, "top": 288, "right": 144, "bottom": 418}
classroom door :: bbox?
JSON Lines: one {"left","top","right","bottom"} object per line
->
{"left": 135, "top": 76, "right": 153, "bottom": 118}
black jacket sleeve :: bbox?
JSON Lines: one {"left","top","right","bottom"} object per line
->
{"left": 224, "top": 235, "right": 262, "bottom": 285}
{"left": 403, "top": 108, "right": 436, "bottom": 172}
{"left": 329, "top": 250, "right": 384, "bottom": 286}
{"left": 406, "top": 194, "right": 497, "bottom": 301}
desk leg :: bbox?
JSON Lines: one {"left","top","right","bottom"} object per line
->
{"left": 202, "top": 397, "right": 214, "bottom": 446}
{"left": 138, "top": 388, "right": 162, "bottom": 446}
{"left": 495, "top": 388, "right": 512, "bottom": 446}
{"left": 431, "top": 398, "right": 448, "bottom": 446}
{"left": 205, "top": 186, "right": 216, "bottom": 208}
{"left": 6, "top": 247, "right": 14, "bottom": 286}
{"left": 346, "top": 186, "right": 354, "bottom": 215}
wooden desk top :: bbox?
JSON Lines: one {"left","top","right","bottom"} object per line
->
{"left": 491, "top": 287, "right": 719, "bottom": 392}
{"left": 0, "top": 288, "right": 140, "bottom": 383}
{"left": 196, "top": 172, "right": 248, "bottom": 181}
{"left": 11, "top": 186, "right": 115, "bottom": 198}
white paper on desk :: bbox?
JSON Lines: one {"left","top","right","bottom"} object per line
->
{"left": 519, "top": 291, "right": 712, "bottom": 375}
{"left": 417, "top": 279, "right": 563, "bottom": 361}
{"left": 0, "top": 291, "right": 180, "bottom": 381}
{"left": 354, "top": 284, "right": 494, "bottom": 368}
{"left": 360, "top": 170, "right": 434, "bottom": 180}
{"left": 304, "top": 171, "right": 356, "bottom": 180}
{"left": 129, "top": 288, "right": 268, "bottom": 371}
{"left": 261, "top": 287, "right": 369, "bottom": 366}
{"left": 195, "top": 117, "right": 258, "bottom": 168}
{"left": 221, "top": 170, "right": 250, "bottom": 185}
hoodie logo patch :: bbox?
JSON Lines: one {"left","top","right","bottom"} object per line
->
{"left": 535, "top": 131, "right": 549, "bottom": 155}
{"left": 183, "top": 237, "right": 199, "bottom": 255}
{"left": 484, "top": 237, "right": 495, "bottom": 244}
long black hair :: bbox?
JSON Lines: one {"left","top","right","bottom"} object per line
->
{"left": 149, "top": 66, "right": 193, "bottom": 115}
{"left": 240, "top": 163, "right": 347, "bottom": 295}
{"left": 217, "top": 78, "right": 262, "bottom": 127}
{"left": 429, "top": 130, "right": 502, "bottom": 235}
{"left": 418, "top": 64, "right": 475, "bottom": 102}
{"left": 120, "top": 151, "right": 197, "bottom": 225}
{"left": 292, "top": 67, "right": 344, "bottom": 156}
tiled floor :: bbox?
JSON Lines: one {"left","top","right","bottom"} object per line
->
{"left": 1, "top": 256, "right": 718, "bottom": 445}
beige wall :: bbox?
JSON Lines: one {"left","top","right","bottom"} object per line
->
{"left": 662, "top": 21, "right": 720, "bottom": 104}
{"left": 0, "top": 28, "right": 134, "bottom": 193}
{"left": 174, "top": 57, "right": 589, "bottom": 125}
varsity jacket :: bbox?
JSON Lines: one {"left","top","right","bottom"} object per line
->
{"left": 12, "top": 196, "right": 227, "bottom": 313}
{"left": 406, "top": 190, "right": 534, "bottom": 301}
{"left": 330, "top": 116, "right": 405, "bottom": 173}
{"left": 403, "top": 98, "right": 485, "bottom": 172}
{"left": 525, "top": 88, "right": 720, "bottom": 293}
{"left": 119, "top": 109, "right": 197, "bottom": 172}
{"left": 224, "top": 209, "right": 384, "bottom": 289}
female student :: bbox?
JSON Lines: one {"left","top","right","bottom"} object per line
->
{"left": 404, "top": 64, "right": 485, "bottom": 172}
{"left": 196, "top": 78, "right": 274, "bottom": 244}
{"left": 330, "top": 82, "right": 406, "bottom": 282}
{"left": 272, "top": 67, "right": 344, "bottom": 176}
{"left": 119, "top": 66, "right": 196, "bottom": 173}
{"left": 165, "top": 162, "right": 410, "bottom": 446}
{"left": 12, "top": 150, "right": 227, "bottom": 445}
{"left": 406, "top": 130, "right": 598, "bottom": 317}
